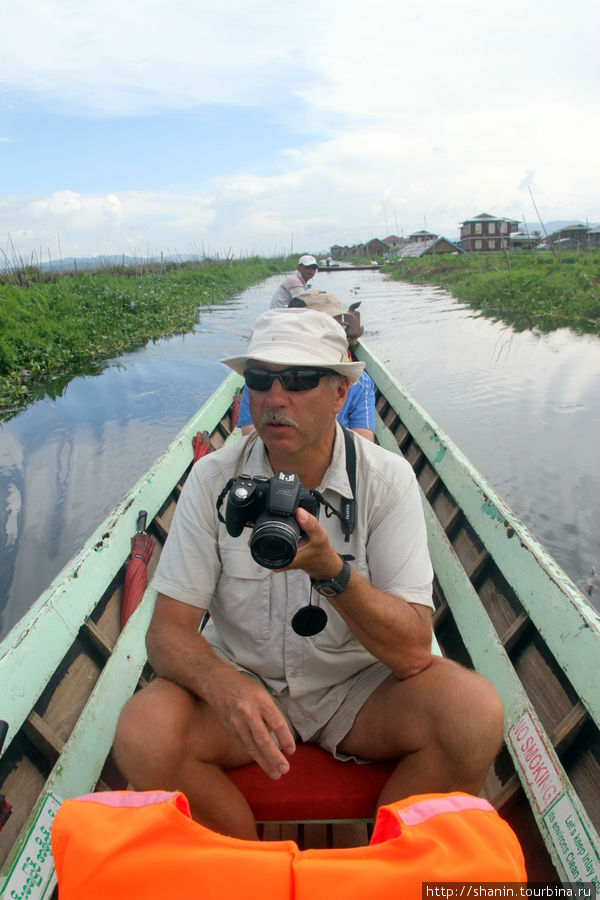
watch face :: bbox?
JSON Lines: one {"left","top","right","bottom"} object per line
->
{"left": 316, "top": 583, "right": 338, "bottom": 598}
{"left": 313, "top": 560, "right": 350, "bottom": 597}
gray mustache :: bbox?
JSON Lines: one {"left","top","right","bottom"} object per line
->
{"left": 259, "top": 412, "right": 298, "bottom": 428}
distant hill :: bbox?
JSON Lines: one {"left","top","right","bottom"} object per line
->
{"left": 520, "top": 220, "right": 598, "bottom": 235}
{"left": 35, "top": 253, "right": 201, "bottom": 273}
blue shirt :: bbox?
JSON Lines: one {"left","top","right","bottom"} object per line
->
{"left": 237, "top": 371, "right": 376, "bottom": 432}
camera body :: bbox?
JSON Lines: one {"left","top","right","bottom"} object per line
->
{"left": 224, "top": 471, "right": 320, "bottom": 569}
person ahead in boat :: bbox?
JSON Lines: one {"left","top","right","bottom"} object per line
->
{"left": 270, "top": 255, "right": 318, "bottom": 308}
{"left": 237, "top": 289, "right": 375, "bottom": 441}
{"left": 114, "top": 308, "right": 504, "bottom": 840}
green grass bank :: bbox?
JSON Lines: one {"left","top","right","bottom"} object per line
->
{"left": 385, "top": 250, "right": 600, "bottom": 333}
{"left": 0, "top": 256, "right": 292, "bottom": 416}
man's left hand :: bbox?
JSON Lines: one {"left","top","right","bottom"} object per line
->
{"left": 282, "top": 507, "right": 344, "bottom": 582}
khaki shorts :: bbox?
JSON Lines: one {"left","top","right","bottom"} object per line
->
{"left": 228, "top": 657, "right": 392, "bottom": 762}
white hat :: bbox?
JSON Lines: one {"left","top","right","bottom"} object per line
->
{"left": 297, "top": 254, "right": 318, "bottom": 268}
{"left": 291, "top": 290, "right": 363, "bottom": 343}
{"left": 292, "top": 289, "right": 342, "bottom": 317}
{"left": 221, "top": 308, "right": 365, "bottom": 384}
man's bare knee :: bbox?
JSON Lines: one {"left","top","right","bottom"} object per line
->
{"left": 430, "top": 661, "right": 504, "bottom": 782}
{"left": 113, "top": 679, "right": 196, "bottom": 785}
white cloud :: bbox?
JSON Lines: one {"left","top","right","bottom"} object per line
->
{"left": 2, "top": 0, "right": 598, "bottom": 117}
{"left": 0, "top": 0, "right": 317, "bottom": 114}
{"left": 1, "top": 0, "right": 599, "bottom": 258}
{"left": 2, "top": 189, "right": 218, "bottom": 259}
{"left": 2, "top": 111, "right": 599, "bottom": 260}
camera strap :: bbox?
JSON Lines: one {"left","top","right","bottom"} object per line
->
{"left": 340, "top": 427, "right": 356, "bottom": 542}
{"left": 216, "top": 478, "right": 236, "bottom": 523}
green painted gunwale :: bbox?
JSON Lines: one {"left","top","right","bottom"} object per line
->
{"left": 355, "top": 339, "right": 600, "bottom": 730}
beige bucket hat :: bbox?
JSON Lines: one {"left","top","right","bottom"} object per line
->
{"left": 292, "top": 289, "right": 364, "bottom": 344}
{"left": 221, "top": 308, "right": 365, "bottom": 385}
{"left": 291, "top": 289, "right": 343, "bottom": 317}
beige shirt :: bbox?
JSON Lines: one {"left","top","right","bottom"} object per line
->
{"left": 151, "top": 425, "right": 433, "bottom": 699}
{"left": 270, "top": 271, "right": 309, "bottom": 308}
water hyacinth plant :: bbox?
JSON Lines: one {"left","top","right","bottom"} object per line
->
{"left": 0, "top": 256, "right": 292, "bottom": 416}
{"left": 386, "top": 250, "right": 600, "bottom": 333}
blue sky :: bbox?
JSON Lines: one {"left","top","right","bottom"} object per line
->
{"left": 1, "top": 0, "right": 599, "bottom": 261}
{"left": 2, "top": 101, "right": 309, "bottom": 192}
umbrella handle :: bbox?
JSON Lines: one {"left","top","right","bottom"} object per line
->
{"left": 136, "top": 510, "right": 148, "bottom": 533}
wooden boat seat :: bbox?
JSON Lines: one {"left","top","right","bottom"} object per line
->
{"left": 228, "top": 743, "right": 394, "bottom": 822}
{"left": 228, "top": 640, "right": 440, "bottom": 825}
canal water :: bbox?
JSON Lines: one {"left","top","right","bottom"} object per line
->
{"left": 1, "top": 269, "right": 599, "bottom": 639}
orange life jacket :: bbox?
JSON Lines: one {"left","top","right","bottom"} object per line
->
{"left": 51, "top": 789, "right": 527, "bottom": 899}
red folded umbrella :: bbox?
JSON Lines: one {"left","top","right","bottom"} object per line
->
{"left": 192, "top": 431, "right": 214, "bottom": 463}
{"left": 192, "top": 390, "right": 241, "bottom": 465}
{"left": 0, "top": 795, "right": 11, "bottom": 831}
{"left": 231, "top": 388, "right": 242, "bottom": 430}
{"left": 0, "top": 721, "right": 11, "bottom": 831}
{"left": 121, "top": 511, "right": 155, "bottom": 628}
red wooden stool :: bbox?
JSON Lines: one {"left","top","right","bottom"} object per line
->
{"left": 228, "top": 744, "right": 395, "bottom": 822}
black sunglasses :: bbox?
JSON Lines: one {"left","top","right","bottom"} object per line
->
{"left": 243, "top": 367, "right": 335, "bottom": 392}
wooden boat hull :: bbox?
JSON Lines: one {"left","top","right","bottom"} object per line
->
{"left": 1, "top": 340, "right": 599, "bottom": 894}
{"left": 354, "top": 341, "right": 600, "bottom": 879}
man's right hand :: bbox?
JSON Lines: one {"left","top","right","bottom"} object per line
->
{"left": 204, "top": 664, "right": 296, "bottom": 779}
{"left": 147, "top": 594, "right": 296, "bottom": 780}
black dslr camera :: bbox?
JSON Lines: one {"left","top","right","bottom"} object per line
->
{"left": 222, "top": 471, "right": 320, "bottom": 569}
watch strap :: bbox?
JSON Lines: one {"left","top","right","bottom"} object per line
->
{"left": 311, "top": 559, "right": 351, "bottom": 597}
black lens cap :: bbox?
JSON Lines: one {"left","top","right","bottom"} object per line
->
{"left": 291, "top": 605, "right": 328, "bottom": 636}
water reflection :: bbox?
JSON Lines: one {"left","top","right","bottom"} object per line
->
{"left": 0, "top": 281, "right": 274, "bottom": 637}
{"left": 359, "top": 279, "right": 600, "bottom": 606}
{"left": 1, "top": 271, "right": 599, "bottom": 640}
{"left": 1, "top": 359, "right": 111, "bottom": 424}
{"left": 468, "top": 307, "right": 599, "bottom": 336}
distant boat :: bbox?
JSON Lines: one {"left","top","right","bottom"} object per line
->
{"left": 319, "top": 262, "right": 380, "bottom": 271}
{"left": 1, "top": 340, "right": 599, "bottom": 894}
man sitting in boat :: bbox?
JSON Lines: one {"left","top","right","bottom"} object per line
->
{"left": 270, "top": 255, "right": 318, "bottom": 307}
{"left": 114, "top": 308, "right": 504, "bottom": 840}
{"left": 237, "top": 289, "right": 375, "bottom": 441}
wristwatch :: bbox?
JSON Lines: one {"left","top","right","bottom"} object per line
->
{"left": 311, "top": 559, "right": 351, "bottom": 598}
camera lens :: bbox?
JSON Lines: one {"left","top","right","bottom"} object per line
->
{"left": 250, "top": 514, "right": 300, "bottom": 569}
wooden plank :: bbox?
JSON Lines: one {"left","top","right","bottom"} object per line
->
{"left": 81, "top": 620, "right": 114, "bottom": 660}
{"left": 0, "top": 587, "right": 156, "bottom": 892}
{"left": 153, "top": 512, "right": 170, "bottom": 541}
{"left": 40, "top": 645, "right": 104, "bottom": 744}
{"left": 0, "top": 755, "right": 47, "bottom": 866}
{"left": 500, "top": 611, "right": 530, "bottom": 652}
{"left": 330, "top": 823, "right": 370, "bottom": 848}
{"left": 23, "top": 713, "right": 64, "bottom": 764}
{"left": 551, "top": 702, "right": 589, "bottom": 757}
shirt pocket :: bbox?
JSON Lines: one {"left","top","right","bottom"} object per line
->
{"left": 311, "top": 554, "right": 370, "bottom": 652}
{"left": 215, "top": 544, "right": 272, "bottom": 642}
